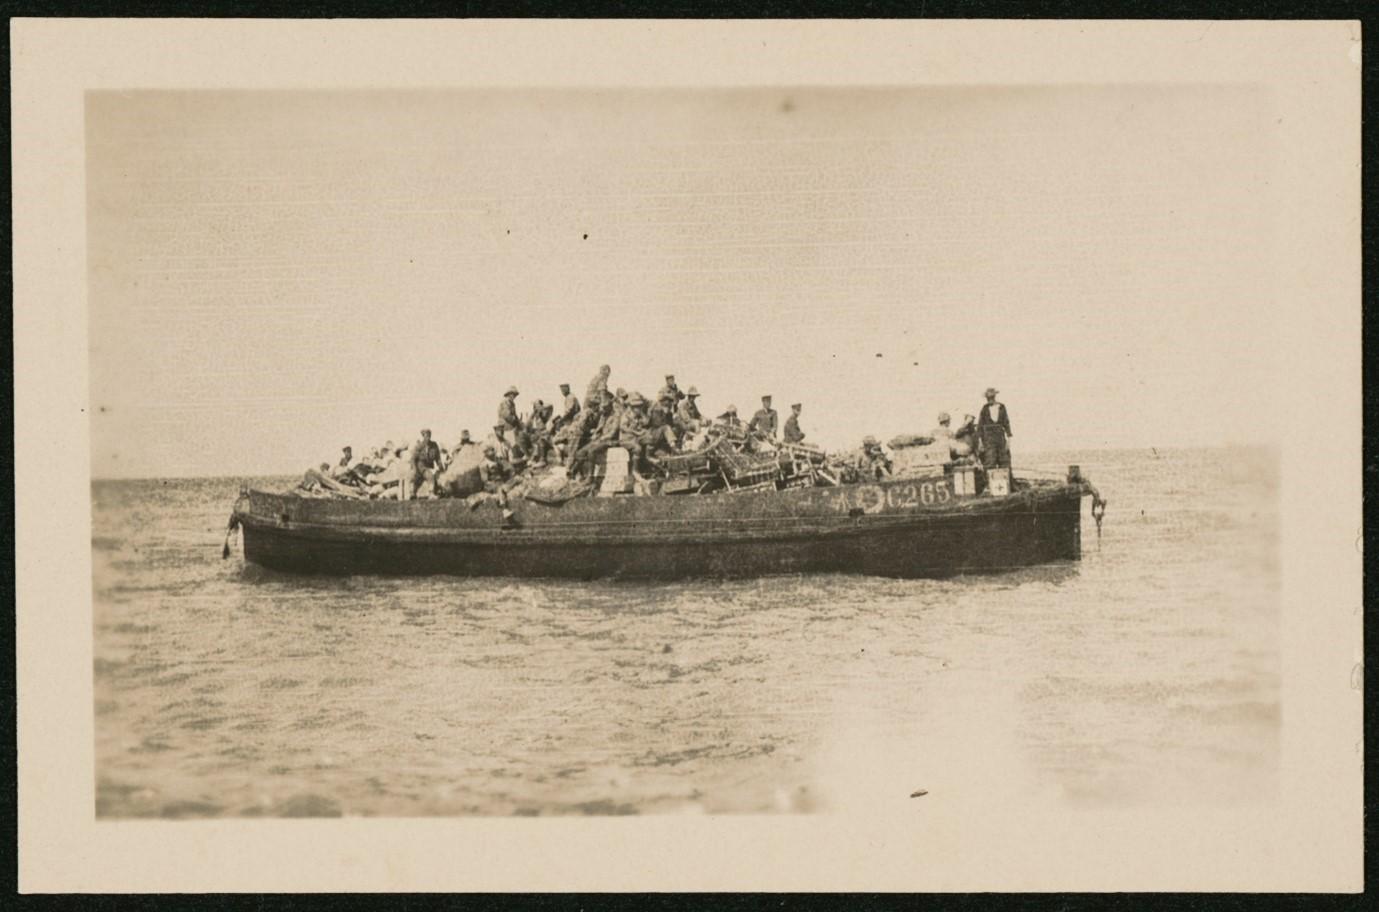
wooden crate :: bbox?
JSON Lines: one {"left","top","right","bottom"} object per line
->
{"left": 719, "top": 450, "right": 781, "bottom": 484}
{"left": 661, "top": 450, "right": 713, "bottom": 475}
{"left": 661, "top": 476, "right": 698, "bottom": 495}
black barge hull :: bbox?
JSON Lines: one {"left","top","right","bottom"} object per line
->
{"left": 232, "top": 475, "right": 1089, "bottom": 580}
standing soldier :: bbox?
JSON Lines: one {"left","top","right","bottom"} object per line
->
{"left": 498, "top": 385, "right": 525, "bottom": 450}
{"left": 783, "top": 403, "right": 805, "bottom": 443}
{"left": 585, "top": 364, "right": 611, "bottom": 407}
{"left": 526, "top": 399, "right": 554, "bottom": 467}
{"left": 750, "top": 395, "right": 779, "bottom": 439}
{"left": 977, "top": 388, "right": 1013, "bottom": 468}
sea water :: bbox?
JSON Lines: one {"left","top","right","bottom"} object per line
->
{"left": 91, "top": 447, "right": 1279, "bottom": 817}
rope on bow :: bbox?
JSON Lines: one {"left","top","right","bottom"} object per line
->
{"left": 1088, "top": 486, "right": 1108, "bottom": 540}
{"left": 222, "top": 513, "right": 240, "bottom": 560}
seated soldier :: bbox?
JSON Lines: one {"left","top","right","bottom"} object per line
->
{"left": 411, "top": 429, "right": 443, "bottom": 498}
{"left": 631, "top": 394, "right": 677, "bottom": 472}
{"left": 479, "top": 445, "right": 511, "bottom": 489}
{"left": 572, "top": 393, "right": 620, "bottom": 480}
{"left": 301, "top": 463, "right": 333, "bottom": 491}
{"left": 860, "top": 435, "right": 892, "bottom": 480}
{"left": 554, "top": 400, "right": 599, "bottom": 466}
{"left": 952, "top": 414, "right": 979, "bottom": 461}
{"left": 618, "top": 392, "right": 651, "bottom": 469}
{"left": 639, "top": 417, "right": 678, "bottom": 470}
{"left": 478, "top": 444, "right": 521, "bottom": 517}
{"left": 675, "top": 386, "right": 704, "bottom": 438}
{"left": 331, "top": 447, "right": 356, "bottom": 481}
{"left": 553, "top": 382, "right": 581, "bottom": 432}
{"left": 367, "top": 446, "right": 411, "bottom": 499}
{"left": 648, "top": 392, "right": 674, "bottom": 432}
{"left": 657, "top": 374, "right": 684, "bottom": 406}
{"left": 717, "top": 404, "right": 745, "bottom": 432}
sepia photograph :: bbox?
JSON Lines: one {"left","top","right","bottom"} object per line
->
{"left": 15, "top": 19, "right": 1362, "bottom": 892}
{"left": 87, "top": 84, "right": 1277, "bottom": 820}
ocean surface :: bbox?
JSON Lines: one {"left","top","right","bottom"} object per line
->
{"left": 92, "top": 447, "right": 1280, "bottom": 818}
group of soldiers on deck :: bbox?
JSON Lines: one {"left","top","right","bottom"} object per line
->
{"left": 303, "top": 368, "right": 1013, "bottom": 501}
{"left": 491, "top": 366, "right": 808, "bottom": 482}
{"left": 846, "top": 387, "right": 1013, "bottom": 482}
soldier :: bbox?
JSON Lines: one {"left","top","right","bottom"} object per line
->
{"left": 618, "top": 392, "right": 649, "bottom": 444}
{"left": 930, "top": 412, "right": 953, "bottom": 441}
{"left": 585, "top": 364, "right": 611, "bottom": 407}
{"left": 595, "top": 389, "right": 618, "bottom": 436}
{"left": 554, "top": 382, "right": 581, "bottom": 431}
{"left": 615, "top": 392, "right": 646, "bottom": 470}
{"left": 485, "top": 422, "right": 513, "bottom": 462}
{"left": 641, "top": 421, "right": 678, "bottom": 467}
{"left": 526, "top": 399, "right": 555, "bottom": 467}
{"left": 658, "top": 373, "right": 684, "bottom": 406}
{"left": 609, "top": 387, "right": 629, "bottom": 426}
{"left": 621, "top": 393, "right": 668, "bottom": 472}
{"left": 717, "top": 404, "right": 745, "bottom": 431}
{"left": 859, "top": 435, "right": 892, "bottom": 480}
{"left": 411, "top": 428, "right": 443, "bottom": 497}
{"left": 648, "top": 391, "right": 675, "bottom": 431}
{"left": 750, "top": 395, "right": 778, "bottom": 439}
{"left": 675, "top": 386, "right": 704, "bottom": 438}
{"left": 783, "top": 403, "right": 805, "bottom": 444}
{"left": 479, "top": 445, "right": 512, "bottom": 489}
{"left": 331, "top": 446, "right": 357, "bottom": 482}
{"left": 478, "top": 445, "right": 520, "bottom": 519}
{"left": 952, "top": 415, "right": 978, "bottom": 461}
{"left": 497, "top": 385, "right": 523, "bottom": 445}
{"left": 453, "top": 429, "right": 476, "bottom": 455}
{"left": 572, "top": 392, "right": 621, "bottom": 479}
{"left": 977, "top": 388, "right": 1013, "bottom": 468}
{"left": 555, "top": 398, "right": 601, "bottom": 465}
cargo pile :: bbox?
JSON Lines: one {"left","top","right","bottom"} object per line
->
{"left": 296, "top": 366, "right": 1013, "bottom": 505}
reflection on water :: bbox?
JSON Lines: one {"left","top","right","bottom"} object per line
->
{"left": 92, "top": 447, "right": 1279, "bottom": 817}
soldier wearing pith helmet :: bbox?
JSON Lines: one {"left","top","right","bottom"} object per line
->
{"left": 675, "top": 385, "right": 703, "bottom": 433}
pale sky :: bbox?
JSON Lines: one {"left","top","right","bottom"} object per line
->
{"left": 87, "top": 86, "right": 1278, "bottom": 479}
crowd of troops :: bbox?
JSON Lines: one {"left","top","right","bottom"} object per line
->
{"left": 302, "top": 366, "right": 1013, "bottom": 501}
